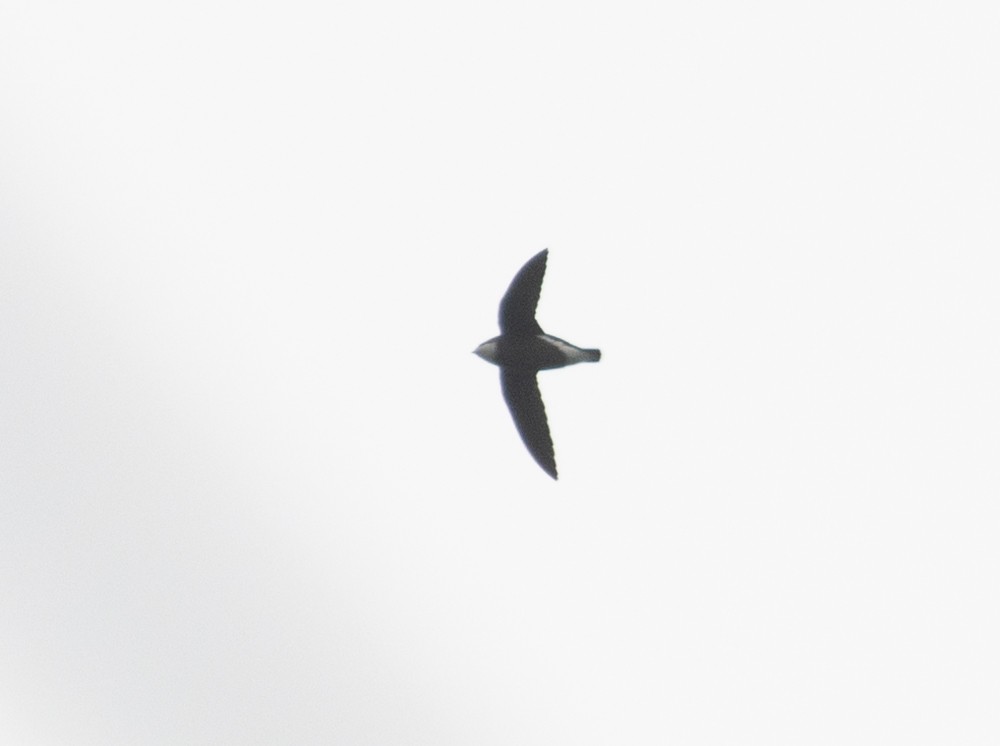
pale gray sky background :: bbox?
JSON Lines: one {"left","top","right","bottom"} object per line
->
{"left": 2, "top": 2, "right": 999, "bottom": 744}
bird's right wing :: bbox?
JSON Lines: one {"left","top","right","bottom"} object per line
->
{"left": 498, "top": 249, "right": 547, "bottom": 335}
{"left": 500, "top": 368, "right": 557, "bottom": 479}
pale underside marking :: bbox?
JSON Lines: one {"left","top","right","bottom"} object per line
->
{"left": 539, "top": 334, "right": 588, "bottom": 361}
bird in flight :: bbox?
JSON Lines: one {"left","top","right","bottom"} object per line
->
{"left": 474, "top": 250, "right": 601, "bottom": 479}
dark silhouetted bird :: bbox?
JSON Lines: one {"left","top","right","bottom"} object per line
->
{"left": 474, "top": 249, "right": 601, "bottom": 479}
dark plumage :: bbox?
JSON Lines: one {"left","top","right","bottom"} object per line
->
{"left": 474, "top": 250, "right": 600, "bottom": 479}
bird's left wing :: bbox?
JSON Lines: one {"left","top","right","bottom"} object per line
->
{"left": 498, "top": 250, "right": 547, "bottom": 335}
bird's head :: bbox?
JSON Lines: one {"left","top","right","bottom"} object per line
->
{"left": 473, "top": 338, "right": 500, "bottom": 365}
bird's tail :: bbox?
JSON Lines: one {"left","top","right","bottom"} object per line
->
{"left": 582, "top": 348, "right": 601, "bottom": 362}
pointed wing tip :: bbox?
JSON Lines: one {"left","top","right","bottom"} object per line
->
{"left": 534, "top": 458, "right": 558, "bottom": 480}
{"left": 498, "top": 251, "right": 549, "bottom": 335}
{"left": 500, "top": 369, "right": 558, "bottom": 481}
{"left": 536, "top": 457, "right": 558, "bottom": 480}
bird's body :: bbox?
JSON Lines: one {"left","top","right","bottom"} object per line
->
{"left": 474, "top": 333, "right": 600, "bottom": 371}
{"left": 474, "top": 250, "right": 600, "bottom": 479}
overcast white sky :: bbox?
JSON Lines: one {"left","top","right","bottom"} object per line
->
{"left": 2, "top": 2, "right": 999, "bottom": 744}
